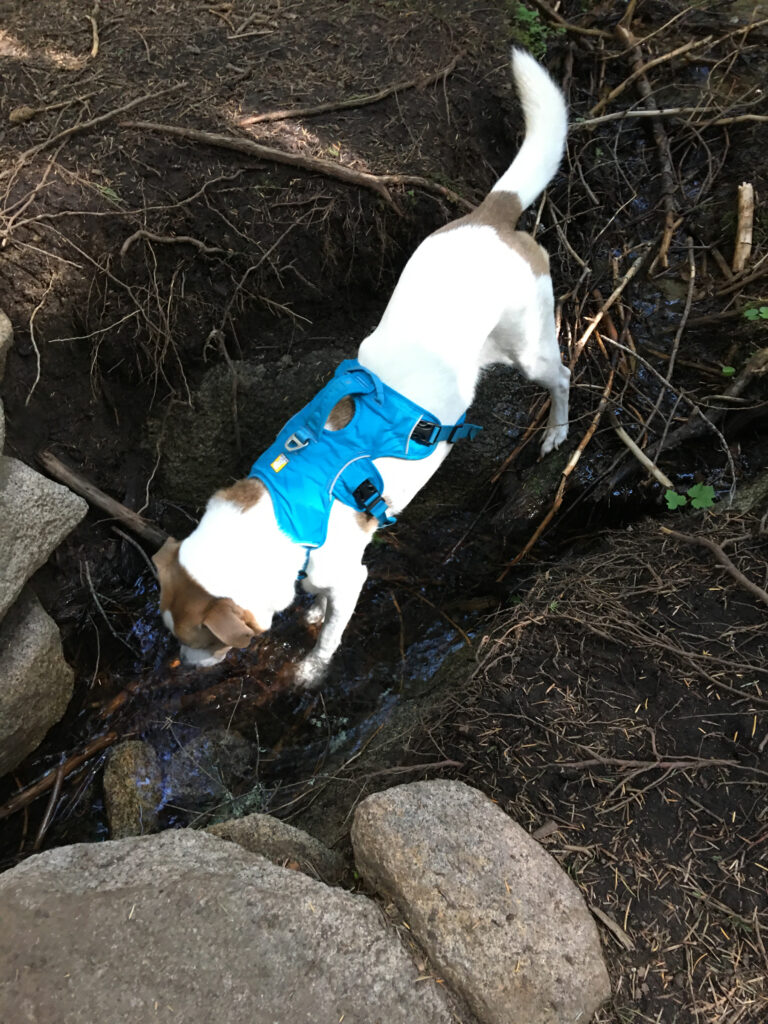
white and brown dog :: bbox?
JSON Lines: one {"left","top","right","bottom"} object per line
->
{"left": 153, "top": 49, "right": 569, "bottom": 687}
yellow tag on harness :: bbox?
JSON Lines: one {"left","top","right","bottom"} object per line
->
{"left": 271, "top": 453, "right": 289, "bottom": 472}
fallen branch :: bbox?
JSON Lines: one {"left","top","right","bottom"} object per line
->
{"left": 732, "top": 182, "right": 755, "bottom": 273}
{"left": 570, "top": 246, "right": 650, "bottom": 367}
{"left": 0, "top": 86, "right": 183, "bottom": 182}
{"left": 498, "top": 362, "right": 616, "bottom": 578}
{"left": 589, "top": 37, "right": 711, "bottom": 117}
{"left": 121, "top": 120, "right": 473, "bottom": 211}
{"left": 554, "top": 752, "right": 768, "bottom": 777}
{"left": 641, "top": 235, "right": 695, "bottom": 441}
{"left": 590, "top": 906, "right": 636, "bottom": 951}
{"left": 526, "top": 0, "right": 610, "bottom": 38}
{"left": 660, "top": 527, "right": 768, "bottom": 608}
{"left": 86, "top": 0, "right": 100, "bottom": 60}
{"left": 576, "top": 108, "right": 768, "bottom": 129}
{"left": 39, "top": 450, "right": 168, "bottom": 547}
{"left": 32, "top": 761, "right": 65, "bottom": 851}
{"left": 120, "top": 229, "right": 225, "bottom": 258}
{"left": 652, "top": 346, "right": 768, "bottom": 453}
{"left": 8, "top": 92, "right": 97, "bottom": 125}
{"left": 0, "top": 733, "right": 117, "bottom": 820}
{"left": 614, "top": 24, "right": 679, "bottom": 269}
{"left": 237, "top": 53, "right": 461, "bottom": 126}
{"left": 609, "top": 411, "right": 674, "bottom": 488}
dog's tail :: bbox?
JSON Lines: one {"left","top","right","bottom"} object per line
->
{"left": 491, "top": 49, "right": 567, "bottom": 211}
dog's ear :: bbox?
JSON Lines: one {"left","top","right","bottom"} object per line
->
{"left": 152, "top": 537, "right": 180, "bottom": 575}
{"left": 203, "top": 598, "right": 257, "bottom": 649}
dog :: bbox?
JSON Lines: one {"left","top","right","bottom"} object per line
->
{"left": 153, "top": 48, "right": 569, "bottom": 688}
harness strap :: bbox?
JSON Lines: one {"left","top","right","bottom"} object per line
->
{"left": 411, "top": 418, "right": 483, "bottom": 447}
{"left": 290, "top": 361, "right": 382, "bottom": 448}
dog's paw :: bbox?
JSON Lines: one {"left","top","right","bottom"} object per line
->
{"left": 294, "top": 653, "right": 328, "bottom": 690}
{"left": 540, "top": 424, "right": 568, "bottom": 457}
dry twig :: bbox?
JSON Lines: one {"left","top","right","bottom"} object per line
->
{"left": 237, "top": 53, "right": 462, "bottom": 126}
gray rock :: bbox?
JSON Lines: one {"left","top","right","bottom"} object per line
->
{"left": 163, "top": 727, "right": 256, "bottom": 810}
{"left": 0, "top": 309, "right": 11, "bottom": 382}
{"left": 352, "top": 780, "right": 611, "bottom": 1024}
{"left": 0, "top": 588, "right": 74, "bottom": 778}
{"left": 103, "top": 740, "right": 162, "bottom": 839}
{"left": 208, "top": 812, "right": 346, "bottom": 883}
{"left": 0, "top": 456, "right": 88, "bottom": 620}
{"left": 0, "top": 829, "right": 459, "bottom": 1024}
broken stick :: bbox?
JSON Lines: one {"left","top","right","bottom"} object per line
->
{"left": 39, "top": 450, "right": 167, "bottom": 548}
{"left": 609, "top": 411, "right": 674, "bottom": 489}
{"left": 732, "top": 182, "right": 754, "bottom": 273}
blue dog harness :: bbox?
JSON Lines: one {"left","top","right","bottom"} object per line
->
{"left": 248, "top": 359, "right": 481, "bottom": 549}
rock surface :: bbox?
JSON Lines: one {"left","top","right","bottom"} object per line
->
{"left": 163, "top": 727, "right": 256, "bottom": 809}
{"left": 352, "top": 779, "right": 611, "bottom": 1024}
{"left": 0, "top": 829, "right": 459, "bottom": 1024}
{"left": 151, "top": 348, "right": 349, "bottom": 507}
{"left": 0, "top": 588, "right": 74, "bottom": 778}
{"left": 0, "top": 309, "right": 11, "bottom": 381}
{"left": 0, "top": 455, "right": 87, "bottom": 620}
{"left": 103, "top": 740, "right": 162, "bottom": 839}
{"left": 208, "top": 812, "right": 346, "bottom": 883}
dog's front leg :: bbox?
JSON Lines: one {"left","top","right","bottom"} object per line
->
{"left": 295, "top": 562, "right": 368, "bottom": 689}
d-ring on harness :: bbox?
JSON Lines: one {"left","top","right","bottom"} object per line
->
{"left": 248, "top": 359, "right": 481, "bottom": 551}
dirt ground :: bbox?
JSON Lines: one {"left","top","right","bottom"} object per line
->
{"left": 1, "top": 0, "right": 768, "bottom": 1021}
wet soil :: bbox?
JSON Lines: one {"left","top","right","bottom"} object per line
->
{"left": 1, "top": 1, "right": 768, "bottom": 1021}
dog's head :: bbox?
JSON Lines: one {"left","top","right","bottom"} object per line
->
{"left": 152, "top": 537, "right": 261, "bottom": 667}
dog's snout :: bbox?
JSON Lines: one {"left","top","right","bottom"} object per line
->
{"left": 179, "top": 643, "right": 229, "bottom": 668}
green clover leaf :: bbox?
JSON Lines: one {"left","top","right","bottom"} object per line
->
{"left": 665, "top": 489, "right": 688, "bottom": 510}
{"left": 687, "top": 483, "right": 715, "bottom": 509}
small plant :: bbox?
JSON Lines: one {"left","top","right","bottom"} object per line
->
{"left": 743, "top": 305, "right": 768, "bottom": 322}
{"left": 664, "top": 482, "right": 716, "bottom": 511}
{"left": 508, "top": 1, "right": 560, "bottom": 59}
{"left": 721, "top": 365, "right": 736, "bottom": 377}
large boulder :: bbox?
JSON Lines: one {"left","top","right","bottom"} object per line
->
{"left": 0, "top": 829, "right": 460, "bottom": 1024}
{"left": 352, "top": 780, "right": 611, "bottom": 1024}
{"left": 0, "top": 588, "right": 74, "bottom": 777}
{"left": 0, "top": 455, "right": 87, "bottom": 620}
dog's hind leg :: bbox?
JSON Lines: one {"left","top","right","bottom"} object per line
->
{"left": 488, "top": 274, "right": 570, "bottom": 455}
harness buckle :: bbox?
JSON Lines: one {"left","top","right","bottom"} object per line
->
{"left": 352, "top": 478, "right": 396, "bottom": 527}
{"left": 285, "top": 433, "right": 309, "bottom": 452}
{"left": 411, "top": 420, "right": 441, "bottom": 446}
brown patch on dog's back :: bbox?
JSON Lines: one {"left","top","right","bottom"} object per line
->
{"left": 326, "top": 395, "right": 355, "bottom": 430}
{"left": 216, "top": 477, "right": 266, "bottom": 511}
{"left": 435, "top": 190, "right": 549, "bottom": 276}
